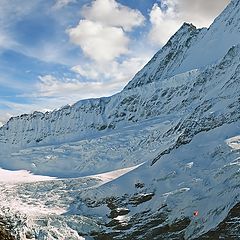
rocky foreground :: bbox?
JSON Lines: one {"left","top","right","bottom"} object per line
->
{"left": 199, "top": 203, "right": 240, "bottom": 239}
{"left": 0, "top": 218, "right": 15, "bottom": 240}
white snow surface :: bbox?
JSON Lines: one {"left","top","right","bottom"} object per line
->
{"left": 0, "top": 168, "right": 55, "bottom": 183}
{"left": 0, "top": 0, "right": 239, "bottom": 239}
{"left": 0, "top": 123, "right": 239, "bottom": 239}
{"left": 83, "top": 122, "right": 240, "bottom": 239}
{"left": 0, "top": 165, "right": 140, "bottom": 239}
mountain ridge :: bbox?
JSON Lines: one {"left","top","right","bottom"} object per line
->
{"left": 1, "top": 0, "right": 240, "bottom": 152}
{"left": 0, "top": 1, "right": 239, "bottom": 239}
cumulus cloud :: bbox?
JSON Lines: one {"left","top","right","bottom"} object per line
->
{"left": 149, "top": 1, "right": 181, "bottom": 46}
{"left": 39, "top": 56, "right": 147, "bottom": 98}
{"left": 81, "top": 0, "right": 145, "bottom": 31}
{"left": 73, "top": 56, "right": 147, "bottom": 84}
{"left": 68, "top": 20, "right": 129, "bottom": 63}
{"left": 66, "top": 0, "right": 147, "bottom": 105}
{"left": 149, "top": 0, "right": 230, "bottom": 46}
{"left": 67, "top": 0, "right": 145, "bottom": 63}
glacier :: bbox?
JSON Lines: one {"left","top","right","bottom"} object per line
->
{"left": 0, "top": 0, "right": 240, "bottom": 239}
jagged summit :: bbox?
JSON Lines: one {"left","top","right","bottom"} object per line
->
{"left": 125, "top": 0, "right": 240, "bottom": 90}
{"left": 124, "top": 22, "right": 204, "bottom": 90}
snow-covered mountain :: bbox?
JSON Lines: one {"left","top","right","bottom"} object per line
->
{"left": 0, "top": 0, "right": 239, "bottom": 239}
{"left": 1, "top": 0, "right": 240, "bottom": 151}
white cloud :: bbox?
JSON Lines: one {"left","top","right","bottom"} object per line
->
{"left": 53, "top": 0, "right": 76, "bottom": 9}
{"left": 16, "top": 54, "right": 146, "bottom": 103}
{"left": 148, "top": 0, "right": 230, "bottom": 46}
{"left": 178, "top": 0, "right": 230, "bottom": 26}
{"left": 81, "top": 0, "right": 145, "bottom": 32}
{"left": 71, "top": 55, "right": 148, "bottom": 87}
{"left": 67, "top": 0, "right": 145, "bottom": 63}
{"left": 68, "top": 20, "right": 129, "bottom": 63}
{"left": 71, "top": 64, "right": 100, "bottom": 80}
{"left": 149, "top": 2, "right": 181, "bottom": 46}
{"left": 38, "top": 55, "right": 147, "bottom": 98}
{"left": 36, "top": 74, "right": 120, "bottom": 100}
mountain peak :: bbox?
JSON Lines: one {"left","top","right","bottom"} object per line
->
{"left": 124, "top": 22, "right": 203, "bottom": 90}
{"left": 180, "top": 22, "right": 196, "bottom": 30}
{"left": 164, "top": 22, "right": 198, "bottom": 47}
{"left": 125, "top": 0, "right": 240, "bottom": 90}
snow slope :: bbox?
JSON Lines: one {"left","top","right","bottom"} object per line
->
{"left": 0, "top": 122, "right": 239, "bottom": 239}
{"left": 125, "top": 0, "right": 240, "bottom": 89}
{"left": 82, "top": 122, "right": 239, "bottom": 239}
{"left": 0, "top": 166, "right": 140, "bottom": 239}
{"left": 0, "top": 0, "right": 240, "bottom": 152}
{"left": 0, "top": 0, "right": 239, "bottom": 239}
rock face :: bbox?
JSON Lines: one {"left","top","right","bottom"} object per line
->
{"left": 199, "top": 203, "right": 240, "bottom": 239}
{"left": 124, "top": 23, "right": 206, "bottom": 90}
{"left": 0, "top": 218, "right": 15, "bottom": 240}
{"left": 0, "top": 0, "right": 240, "bottom": 239}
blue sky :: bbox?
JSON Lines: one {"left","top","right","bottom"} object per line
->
{"left": 0, "top": 0, "right": 229, "bottom": 125}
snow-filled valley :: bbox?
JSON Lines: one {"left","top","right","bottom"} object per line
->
{"left": 0, "top": 0, "right": 240, "bottom": 239}
{"left": 0, "top": 123, "right": 239, "bottom": 239}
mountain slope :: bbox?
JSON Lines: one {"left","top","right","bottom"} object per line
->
{"left": 0, "top": 0, "right": 240, "bottom": 152}
{"left": 126, "top": 0, "right": 240, "bottom": 90}
{"left": 1, "top": 43, "right": 239, "bottom": 178}
{"left": 82, "top": 122, "right": 239, "bottom": 239}
{"left": 199, "top": 203, "right": 240, "bottom": 239}
{"left": 0, "top": 0, "right": 240, "bottom": 239}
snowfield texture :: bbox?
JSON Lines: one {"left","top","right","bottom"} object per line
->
{"left": 0, "top": 0, "right": 240, "bottom": 239}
